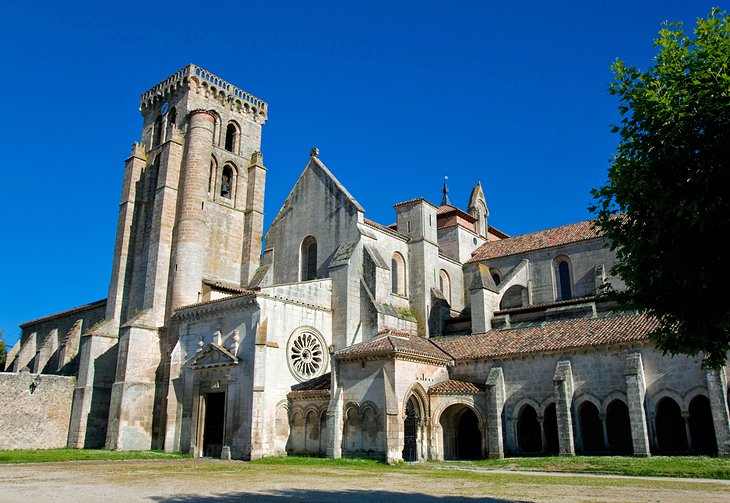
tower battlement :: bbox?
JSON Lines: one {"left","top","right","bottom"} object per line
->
{"left": 139, "top": 64, "right": 268, "bottom": 120}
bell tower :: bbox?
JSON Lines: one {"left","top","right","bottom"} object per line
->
{"left": 94, "top": 65, "right": 268, "bottom": 450}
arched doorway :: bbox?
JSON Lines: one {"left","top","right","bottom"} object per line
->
{"left": 579, "top": 401, "right": 604, "bottom": 454}
{"left": 517, "top": 404, "right": 542, "bottom": 454}
{"left": 543, "top": 403, "right": 559, "bottom": 454}
{"left": 688, "top": 395, "right": 717, "bottom": 455}
{"left": 605, "top": 399, "right": 632, "bottom": 455}
{"left": 439, "top": 404, "right": 482, "bottom": 460}
{"left": 402, "top": 397, "right": 420, "bottom": 462}
{"left": 655, "top": 397, "right": 688, "bottom": 454}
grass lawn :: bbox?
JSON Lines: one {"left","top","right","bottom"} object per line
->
{"left": 463, "top": 455, "right": 730, "bottom": 479}
{"left": 2, "top": 450, "right": 729, "bottom": 480}
{"left": 0, "top": 448, "right": 188, "bottom": 464}
{"left": 250, "top": 455, "right": 730, "bottom": 480}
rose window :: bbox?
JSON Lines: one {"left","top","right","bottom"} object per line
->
{"left": 287, "top": 330, "right": 326, "bottom": 381}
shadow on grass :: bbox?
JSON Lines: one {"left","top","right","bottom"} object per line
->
{"left": 151, "top": 489, "right": 531, "bottom": 502}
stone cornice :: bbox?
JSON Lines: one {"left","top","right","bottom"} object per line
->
{"left": 173, "top": 294, "right": 258, "bottom": 322}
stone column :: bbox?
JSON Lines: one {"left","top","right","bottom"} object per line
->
{"left": 67, "top": 333, "right": 118, "bottom": 449}
{"left": 106, "top": 143, "right": 147, "bottom": 326}
{"left": 326, "top": 349, "right": 343, "bottom": 459}
{"left": 600, "top": 413, "right": 609, "bottom": 451}
{"left": 241, "top": 151, "right": 266, "bottom": 285}
{"left": 553, "top": 360, "right": 575, "bottom": 456}
{"left": 705, "top": 368, "right": 730, "bottom": 456}
{"left": 682, "top": 411, "right": 693, "bottom": 452}
{"left": 485, "top": 366, "right": 505, "bottom": 458}
{"left": 624, "top": 352, "right": 651, "bottom": 456}
{"left": 538, "top": 416, "right": 547, "bottom": 453}
{"left": 382, "top": 364, "right": 402, "bottom": 463}
{"left": 429, "top": 424, "right": 443, "bottom": 461}
{"left": 169, "top": 109, "right": 215, "bottom": 311}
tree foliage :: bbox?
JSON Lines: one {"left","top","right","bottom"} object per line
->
{"left": 591, "top": 8, "right": 730, "bottom": 368}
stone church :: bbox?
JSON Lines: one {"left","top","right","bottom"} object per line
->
{"left": 4, "top": 65, "right": 729, "bottom": 460}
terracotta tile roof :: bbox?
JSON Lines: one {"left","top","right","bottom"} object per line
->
{"left": 488, "top": 226, "right": 510, "bottom": 239}
{"left": 335, "top": 330, "right": 453, "bottom": 364}
{"left": 290, "top": 372, "right": 331, "bottom": 392}
{"left": 363, "top": 218, "right": 407, "bottom": 240}
{"left": 173, "top": 290, "right": 257, "bottom": 311}
{"left": 468, "top": 219, "right": 602, "bottom": 263}
{"left": 436, "top": 204, "right": 476, "bottom": 221}
{"left": 495, "top": 295, "right": 600, "bottom": 315}
{"left": 202, "top": 278, "right": 256, "bottom": 295}
{"left": 432, "top": 312, "right": 656, "bottom": 360}
{"left": 393, "top": 197, "right": 438, "bottom": 209}
{"left": 429, "top": 380, "right": 486, "bottom": 395}
{"left": 19, "top": 299, "right": 107, "bottom": 328}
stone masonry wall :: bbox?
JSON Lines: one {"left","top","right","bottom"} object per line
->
{"left": 0, "top": 371, "right": 75, "bottom": 449}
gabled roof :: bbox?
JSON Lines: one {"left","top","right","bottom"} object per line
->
{"left": 468, "top": 219, "right": 602, "bottom": 263}
{"left": 363, "top": 218, "right": 407, "bottom": 240}
{"left": 429, "top": 380, "right": 486, "bottom": 395}
{"left": 267, "top": 155, "right": 365, "bottom": 233}
{"left": 173, "top": 290, "right": 257, "bottom": 312}
{"left": 189, "top": 343, "right": 239, "bottom": 369}
{"left": 393, "top": 197, "right": 438, "bottom": 209}
{"left": 290, "top": 372, "right": 331, "bottom": 392}
{"left": 309, "top": 156, "right": 365, "bottom": 212}
{"left": 19, "top": 299, "right": 107, "bottom": 328}
{"left": 202, "top": 278, "right": 252, "bottom": 295}
{"left": 335, "top": 330, "right": 453, "bottom": 364}
{"left": 432, "top": 312, "right": 656, "bottom": 361}
{"left": 436, "top": 204, "right": 476, "bottom": 222}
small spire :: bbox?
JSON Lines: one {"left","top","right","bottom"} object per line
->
{"left": 441, "top": 176, "right": 452, "bottom": 206}
{"left": 310, "top": 147, "right": 319, "bottom": 157}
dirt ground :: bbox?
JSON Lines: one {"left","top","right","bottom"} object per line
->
{"left": 1, "top": 458, "right": 728, "bottom": 502}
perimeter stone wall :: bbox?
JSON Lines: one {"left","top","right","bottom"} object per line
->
{"left": 0, "top": 371, "right": 75, "bottom": 449}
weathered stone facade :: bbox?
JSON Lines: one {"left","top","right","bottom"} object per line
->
{"left": 3, "top": 65, "right": 729, "bottom": 459}
{"left": 0, "top": 371, "right": 76, "bottom": 450}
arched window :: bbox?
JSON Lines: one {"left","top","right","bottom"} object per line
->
{"left": 490, "top": 268, "right": 501, "bottom": 286}
{"left": 516, "top": 404, "right": 542, "bottom": 453}
{"left": 688, "top": 395, "right": 717, "bottom": 455}
{"left": 210, "top": 111, "right": 221, "bottom": 146}
{"left": 543, "top": 403, "right": 559, "bottom": 454}
{"left": 474, "top": 200, "right": 487, "bottom": 237}
{"left": 220, "top": 165, "right": 234, "bottom": 199}
{"left": 655, "top": 397, "right": 688, "bottom": 454}
{"left": 391, "top": 252, "right": 407, "bottom": 296}
{"left": 165, "top": 107, "right": 177, "bottom": 141}
{"left": 402, "top": 396, "right": 421, "bottom": 462}
{"left": 208, "top": 157, "right": 217, "bottom": 195}
{"left": 439, "top": 269, "right": 451, "bottom": 305}
{"left": 553, "top": 256, "right": 572, "bottom": 301}
{"left": 152, "top": 116, "right": 163, "bottom": 147}
{"left": 578, "top": 401, "right": 604, "bottom": 454}
{"left": 224, "top": 121, "right": 240, "bottom": 153}
{"left": 500, "top": 285, "right": 527, "bottom": 310}
{"left": 300, "top": 236, "right": 317, "bottom": 281}
{"left": 605, "top": 399, "right": 632, "bottom": 455}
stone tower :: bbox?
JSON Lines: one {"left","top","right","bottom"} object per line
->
{"left": 69, "top": 65, "right": 268, "bottom": 451}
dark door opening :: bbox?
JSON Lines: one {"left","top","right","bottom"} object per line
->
{"left": 456, "top": 408, "right": 482, "bottom": 460}
{"left": 203, "top": 392, "right": 225, "bottom": 458}
{"left": 403, "top": 398, "right": 419, "bottom": 462}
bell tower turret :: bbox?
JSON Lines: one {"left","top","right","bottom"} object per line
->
{"left": 98, "top": 65, "right": 269, "bottom": 451}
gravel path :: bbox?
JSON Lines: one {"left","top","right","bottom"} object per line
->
{"left": 1, "top": 458, "right": 728, "bottom": 502}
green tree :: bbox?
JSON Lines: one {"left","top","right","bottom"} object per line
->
{"left": 591, "top": 8, "right": 730, "bottom": 369}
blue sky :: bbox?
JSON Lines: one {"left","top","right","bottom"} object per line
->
{"left": 0, "top": 1, "right": 720, "bottom": 347}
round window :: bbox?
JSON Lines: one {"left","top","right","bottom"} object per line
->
{"left": 286, "top": 329, "right": 328, "bottom": 382}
